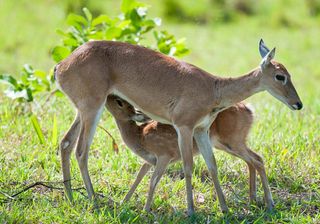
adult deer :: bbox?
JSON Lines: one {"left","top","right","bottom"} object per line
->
{"left": 56, "top": 39, "right": 302, "bottom": 215}
{"left": 105, "top": 95, "right": 271, "bottom": 212}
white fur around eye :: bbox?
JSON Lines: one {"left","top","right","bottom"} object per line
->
{"left": 274, "top": 74, "right": 287, "bottom": 85}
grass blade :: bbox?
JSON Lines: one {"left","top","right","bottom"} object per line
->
{"left": 30, "top": 114, "right": 45, "bottom": 144}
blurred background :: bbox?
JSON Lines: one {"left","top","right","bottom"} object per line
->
{"left": 1, "top": 0, "right": 320, "bottom": 75}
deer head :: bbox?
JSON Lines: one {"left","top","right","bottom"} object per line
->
{"left": 259, "top": 39, "right": 303, "bottom": 110}
{"left": 106, "top": 95, "right": 151, "bottom": 122}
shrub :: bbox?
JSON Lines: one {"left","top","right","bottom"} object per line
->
{"left": 0, "top": 65, "right": 54, "bottom": 103}
{"left": 1, "top": 0, "right": 189, "bottom": 104}
{"left": 52, "top": 0, "right": 189, "bottom": 63}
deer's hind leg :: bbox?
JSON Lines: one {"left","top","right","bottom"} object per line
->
{"left": 247, "top": 149, "right": 274, "bottom": 210}
{"left": 60, "top": 112, "right": 80, "bottom": 202}
{"left": 75, "top": 101, "right": 105, "bottom": 202}
{"left": 215, "top": 141, "right": 273, "bottom": 210}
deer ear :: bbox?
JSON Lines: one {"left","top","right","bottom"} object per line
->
{"left": 131, "top": 112, "right": 152, "bottom": 123}
{"left": 260, "top": 47, "right": 276, "bottom": 69}
{"left": 259, "top": 39, "right": 270, "bottom": 58}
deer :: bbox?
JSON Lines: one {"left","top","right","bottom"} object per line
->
{"left": 55, "top": 39, "right": 302, "bottom": 215}
{"left": 105, "top": 94, "right": 270, "bottom": 212}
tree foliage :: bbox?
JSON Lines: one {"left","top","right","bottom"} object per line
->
{"left": 1, "top": 0, "right": 189, "bottom": 103}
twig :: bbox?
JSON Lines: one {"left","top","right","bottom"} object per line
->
{"left": 11, "top": 181, "right": 62, "bottom": 198}
{"left": 98, "top": 125, "right": 119, "bottom": 154}
{"left": 0, "top": 181, "right": 85, "bottom": 203}
{"left": 0, "top": 190, "right": 15, "bottom": 200}
{"left": 98, "top": 125, "right": 116, "bottom": 144}
{"left": 41, "top": 88, "right": 59, "bottom": 107}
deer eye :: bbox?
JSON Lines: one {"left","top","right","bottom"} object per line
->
{"left": 115, "top": 99, "right": 123, "bottom": 107}
{"left": 275, "top": 74, "right": 287, "bottom": 84}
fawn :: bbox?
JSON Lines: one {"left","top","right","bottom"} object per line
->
{"left": 105, "top": 94, "right": 272, "bottom": 212}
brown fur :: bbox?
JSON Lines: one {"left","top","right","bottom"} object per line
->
{"left": 106, "top": 95, "right": 272, "bottom": 211}
{"left": 56, "top": 40, "right": 302, "bottom": 214}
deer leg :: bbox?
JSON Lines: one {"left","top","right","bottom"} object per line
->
{"left": 60, "top": 112, "right": 80, "bottom": 202}
{"left": 75, "top": 104, "right": 104, "bottom": 202}
{"left": 194, "top": 130, "right": 228, "bottom": 213}
{"left": 213, "top": 141, "right": 259, "bottom": 204}
{"left": 144, "top": 155, "right": 171, "bottom": 212}
{"left": 248, "top": 163, "right": 257, "bottom": 203}
{"left": 247, "top": 149, "right": 274, "bottom": 210}
{"left": 123, "top": 162, "right": 152, "bottom": 203}
{"left": 174, "top": 125, "right": 195, "bottom": 216}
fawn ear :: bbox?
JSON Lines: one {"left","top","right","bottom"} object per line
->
{"left": 260, "top": 47, "right": 276, "bottom": 69}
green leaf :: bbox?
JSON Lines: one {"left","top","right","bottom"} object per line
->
{"left": 106, "top": 27, "right": 122, "bottom": 39}
{"left": 118, "top": 20, "right": 131, "bottom": 29}
{"left": 66, "top": 14, "right": 88, "bottom": 29}
{"left": 0, "top": 74, "right": 18, "bottom": 87}
{"left": 82, "top": 8, "right": 92, "bottom": 22}
{"left": 56, "top": 28, "right": 69, "bottom": 37}
{"left": 33, "top": 70, "right": 47, "bottom": 80}
{"left": 51, "top": 46, "right": 71, "bottom": 62}
{"left": 54, "top": 90, "right": 64, "bottom": 97}
{"left": 121, "top": 0, "right": 137, "bottom": 13}
{"left": 92, "top": 15, "right": 112, "bottom": 26}
{"left": 63, "top": 37, "right": 79, "bottom": 47}
{"left": 26, "top": 88, "right": 33, "bottom": 102}
{"left": 30, "top": 114, "right": 45, "bottom": 144}
{"left": 23, "top": 64, "right": 34, "bottom": 75}
{"left": 129, "top": 8, "right": 143, "bottom": 26}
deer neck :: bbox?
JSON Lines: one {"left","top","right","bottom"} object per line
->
{"left": 114, "top": 119, "right": 156, "bottom": 165}
{"left": 114, "top": 120, "right": 142, "bottom": 148}
{"left": 217, "top": 68, "right": 263, "bottom": 107}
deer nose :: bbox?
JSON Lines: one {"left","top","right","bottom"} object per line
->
{"left": 293, "top": 102, "right": 303, "bottom": 110}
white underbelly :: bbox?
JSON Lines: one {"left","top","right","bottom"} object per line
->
{"left": 195, "top": 114, "right": 217, "bottom": 129}
{"left": 111, "top": 89, "right": 171, "bottom": 124}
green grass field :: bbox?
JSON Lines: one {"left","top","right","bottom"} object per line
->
{"left": 0, "top": 1, "right": 319, "bottom": 223}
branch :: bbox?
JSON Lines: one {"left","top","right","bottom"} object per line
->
{"left": 0, "top": 181, "right": 85, "bottom": 203}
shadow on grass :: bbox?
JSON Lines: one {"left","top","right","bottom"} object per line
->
{"left": 94, "top": 195, "right": 289, "bottom": 224}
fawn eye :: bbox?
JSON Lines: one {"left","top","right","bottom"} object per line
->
{"left": 115, "top": 99, "right": 123, "bottom": 107}
{"left": 275, "top": 74, "right": 286, "bottom": 84}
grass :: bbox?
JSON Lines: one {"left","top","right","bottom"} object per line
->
{"left": 0, "top": 0, "right": 319, "bottom": 223}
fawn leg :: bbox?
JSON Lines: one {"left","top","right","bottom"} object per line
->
{"left": 123, "top": 162, "right": 152, "bottom": 202}
{"left": 144, "top": 156, "right": 171, "bottom": 212}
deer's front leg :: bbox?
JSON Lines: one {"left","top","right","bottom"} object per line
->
{"left": 174, "top": 125, "right": 195, "bottom": 216}
{"left": 194, "top": 129, "right": 228, "bottom": 213}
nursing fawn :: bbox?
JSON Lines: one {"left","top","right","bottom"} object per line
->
{"left": 106, "top": 95, "right": 272, "bottom": 212}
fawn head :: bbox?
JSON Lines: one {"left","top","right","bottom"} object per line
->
{"left": 106, "top": 95, "right": 151, "bottom": 122}
{"left": 259, "top": 39, "right": 303, "bottom": 110}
